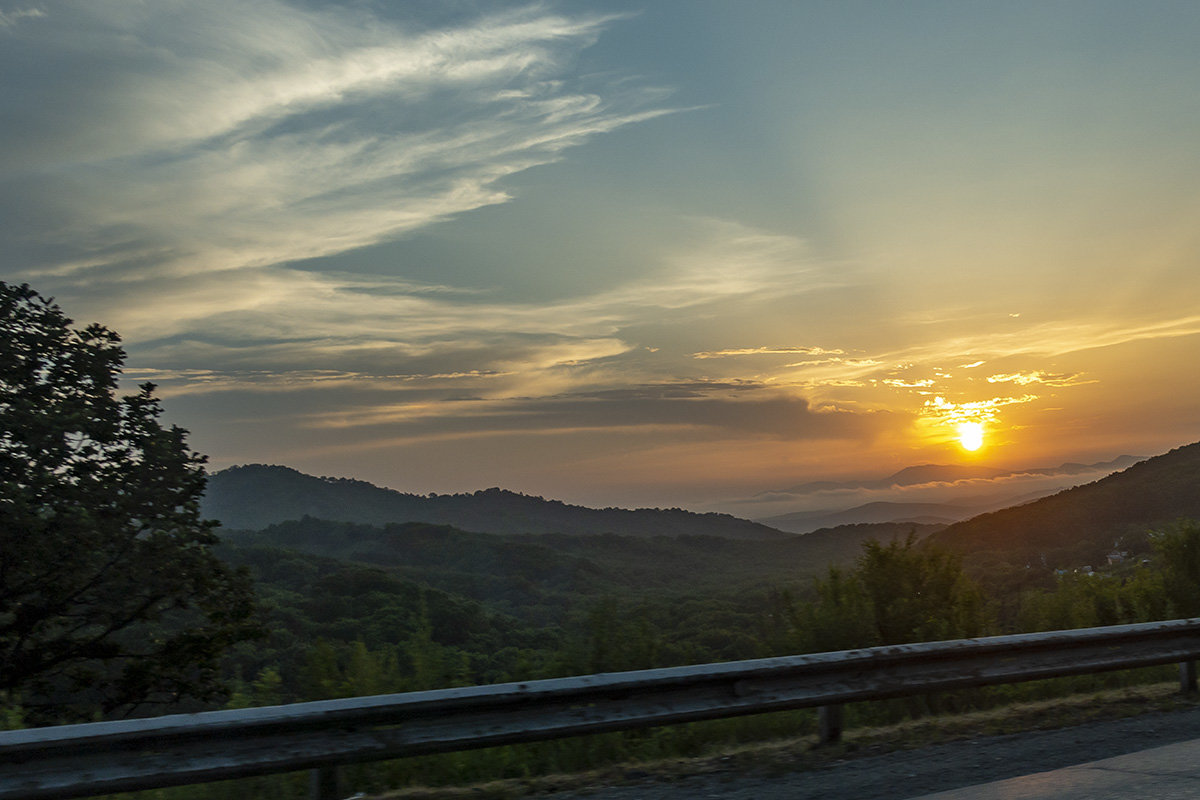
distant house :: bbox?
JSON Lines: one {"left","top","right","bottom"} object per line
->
{"left": 1106, "top": 550, "right": 1128, "bottom": 565}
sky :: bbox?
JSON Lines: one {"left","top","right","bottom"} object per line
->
{"left": 4, "top": 1, "right": 1200, "bottom": 515}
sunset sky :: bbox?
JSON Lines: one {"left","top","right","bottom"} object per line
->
{"left": 4, "top": 1, "right": 1200, "bottom": 513}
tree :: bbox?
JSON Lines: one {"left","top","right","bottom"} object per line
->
{"left": 788, "top": 565, "right": 874, "bottom": 653}
{"left": 1151, "top": 519, "right": 1200, "bottom": 617}
{"left": 791, "top": 533, "right": 990, "bottom": 652}
{"left": 0, "top": 283, "right": 260, "bottom": 723}
{"left": 856, "top": 534, "right": 989, "bottom": 645}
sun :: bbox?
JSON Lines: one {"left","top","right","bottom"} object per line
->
{"left": 957, "top": 421, "right": 985, "bottom": 452}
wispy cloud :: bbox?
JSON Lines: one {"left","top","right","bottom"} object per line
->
{"left": 920, "top": 393, "right": 1040, "bottom": 426}
{"left": 0, "top": 7, "right": 43, "bottom": 28}
{"left": 889, "top": 313, "right": 1200, "bottom": 365}
{"left": 987, "top": 370, "right": 1092, "bottom": 387}
{"left": 297, "top": 384, "right": 899, "bottom": 447}
{"left": 693, "top": 346, "right": 845, "bottom": 359}
{"left": 123, "top": 366, "right": 515, "bottom": 399}
{"left": 2, "top": 1, "right": 746, "bottom": 412}
{"left": 7, "top": 3, "right": 856, "bottom": 423}
{"left": 3, "top": 2, "right": 674, "bottom": 286}
{"left": 119, "top": 219, "right": 838, "bottom": 410}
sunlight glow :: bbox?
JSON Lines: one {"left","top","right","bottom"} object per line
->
{"left": 957, "top": 422, "right": 985, "bottom": 452}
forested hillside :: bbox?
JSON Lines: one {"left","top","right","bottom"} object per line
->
{"left": 931, "top": 442, "right": 1200, "bottom": 573}
{"left": 221, "top": 518, "right": 944, "bottom": 623}
{"left": 204, "top": 464, "right": 788, "bottom": 540}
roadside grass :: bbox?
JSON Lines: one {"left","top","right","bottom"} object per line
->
{"left": 373, "top": 680, "right": 1200, "bottom": 800}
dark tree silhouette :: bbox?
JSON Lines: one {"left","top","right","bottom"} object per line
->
{"left": 0, "top": 283, "right": 259, "bottom": 723}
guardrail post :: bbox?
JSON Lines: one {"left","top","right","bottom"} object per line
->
{"left": 1181, "top": 660, "right": 1198, "bottom": 693}
{"left": 818, "top": 703, "right": 843, "bottom": 744}
{"left": 310, "top": 765, "right": 342, "bottom": 800}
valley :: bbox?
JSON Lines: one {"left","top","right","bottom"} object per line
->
{"left": 182, "top": 442, "right": 1200, "bottom": 795}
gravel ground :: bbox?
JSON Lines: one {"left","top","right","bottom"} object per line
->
{"left": 541, "top": 706, "right": 1200, "bottom": 800}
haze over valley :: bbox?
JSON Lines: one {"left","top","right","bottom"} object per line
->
{"left": 205, "top": 443, "right": 1194, "bottom": 578}
{"left": 204, "top": 452, "right": 1146, "bottom": 537}
{"left": 746, "top": 454, "right": 1143, "bottom": 531}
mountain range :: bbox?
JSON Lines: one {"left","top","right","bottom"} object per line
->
{"left": 205, "top": 441, "right": 1200, "bottom": 607}
{"left": 762, "top": 500, "right": 995, "bottom": 533}
{"left": 202, "top": 464, "right": 788, "bottom": 540}
{"left": 204, "top": 444, "right": 1200, "bottom": 571}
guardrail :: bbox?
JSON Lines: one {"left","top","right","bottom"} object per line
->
{"left": 3, "top": 618, "right": 1200, "bottom": 800}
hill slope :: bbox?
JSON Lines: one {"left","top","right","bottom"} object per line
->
{"left": 763, "top": 501, "right": 971, "bottom": 533}
{"left": 929, "top": 443, "right": 1200, "bottom": 567}
{"left": 203, "top": 464, "right": 789, "bottom": 540}
{"left": 222, "top": 516, "right": 944, "bottom": 623}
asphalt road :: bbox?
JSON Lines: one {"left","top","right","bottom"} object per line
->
{"left": 918, "top": 738, "right": 1200, "bottom": 799}
{"left": 545, "top": 705, "right": 1200, "bottom": 800}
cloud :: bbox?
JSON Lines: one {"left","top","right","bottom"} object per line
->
{"left": 693, "top": 346, "right": 846, "bottom": 359}
{"left": 920, "top": 393, "right": 1040, "bottom": 425}
{"left": 589, "top": 218, "right": 836, "bottom": 314}
{"left": 94, "top": 218, "right": 837, "bottom": 408}
{"left": 0, "top": 7, "right": 43, "bottom": 28}
{"left": 723, "top": 455, "right": 1144, "bottom": 518}
{"left": 2, "top": 3, "right": 630, "bottom": 165}
{"left": 882, "top": 378, "right": 935, "bottom": 389}
{"left": 987, "top": 371, "right": 1091, "bottom": 387}
{"left": 892, "top": 313, "right": 1200, "bottom": 365}
{"left": 2, "top": 2, "right": 674, "bottom": 284}
{"left": 122, "top": 366, "right": 515, "bottom": 400}
{"left": 5, "top": 2, "right": 851, "bottom": 421}
{"left": 3, "top": 4, "right": 878, "bottom": 466}
{"left": 295, "top": 383, "right": 900, "bottom": 448}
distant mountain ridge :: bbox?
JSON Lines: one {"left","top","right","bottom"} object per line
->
{"left": 757, "top": 455, "right": 1143, "bottom": 499}
{"left": 202, "top": 464, "right": 789, "bottom": 540}
{"left": 763, "top": 501, "right": 972, "bottom": 533}
{"left": 760, "top": 490, "right": 1054, "bottom": 534}
{"left": 930, "top": 441, "right": 1200, "bottom": 568}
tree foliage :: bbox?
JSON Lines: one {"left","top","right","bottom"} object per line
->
{"left": 1147, "top": 519, "right": 1200, "bottom": 617}
{"left": 0, "top": 283, "right": 259, "bottom": 722}
{"left": 791, "top": 533, "right": 990, "bottom": 652}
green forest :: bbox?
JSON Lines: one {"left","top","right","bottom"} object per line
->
{"left": 207, "top": 517, "right": 1200, "bottom": 708}
{"left": 10, "top": 503, "right": 1200, "bottom": 798}
{"left": 47, "top": 517, "right": 1200, "bottom": 798}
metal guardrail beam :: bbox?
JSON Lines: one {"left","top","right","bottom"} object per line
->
{"left": 3, "top": 618, "right": 1200, "bottom": 800}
